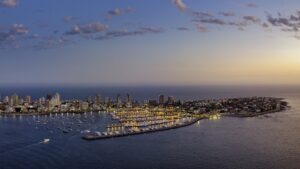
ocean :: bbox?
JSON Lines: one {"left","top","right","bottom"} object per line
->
{"left": 0, "top": 86, "right": 300, "bottom": 169}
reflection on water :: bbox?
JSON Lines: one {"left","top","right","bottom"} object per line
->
{"left": 0, "top": 92, "right": 300, "bottom": 169}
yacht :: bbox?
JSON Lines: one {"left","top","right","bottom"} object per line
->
{"left": 42, "top": 139, "right": 50, "bottom": 144}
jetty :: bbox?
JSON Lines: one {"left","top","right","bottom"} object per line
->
{"left": 82, "top": 117, "right": 201, "bottom": 140}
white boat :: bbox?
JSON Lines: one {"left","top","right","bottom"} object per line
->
{"left": 82, "top": 130, "right": 91, "bottom": 133}
{"left": 43, "top": 139, "right": 50, "bottom": 144}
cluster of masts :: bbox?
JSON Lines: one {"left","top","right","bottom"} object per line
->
{"left": 83, "top": 109, "right": 200, "bottom": 140}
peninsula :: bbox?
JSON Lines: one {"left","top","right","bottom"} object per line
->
{"left": 0, "top": 93, "right": 288, "bottom": 140}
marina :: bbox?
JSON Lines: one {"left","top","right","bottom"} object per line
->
{"left": 82, "top": 117, "right": 202, "bottom": 140}
{"left": 82, "top": 106, "right": 204, "bottom": 140}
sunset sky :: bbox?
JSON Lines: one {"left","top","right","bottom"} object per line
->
{"left": 0, "top": 0, "right": 300, "bottom": 86}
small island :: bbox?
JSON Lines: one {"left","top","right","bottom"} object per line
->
{"left": 0, "top": 93, "right": 288, "bottom": 140}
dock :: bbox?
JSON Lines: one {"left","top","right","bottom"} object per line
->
{"left": 82, "top": 117, "right": 201, "bottom": 141}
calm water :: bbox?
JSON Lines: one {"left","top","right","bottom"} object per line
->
{"left": 1, "top": 87, "right": 300, "bottom": 169}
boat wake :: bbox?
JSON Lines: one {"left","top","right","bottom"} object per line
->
{"left": 0, "top": 139, "right": 50, "bottom": 156}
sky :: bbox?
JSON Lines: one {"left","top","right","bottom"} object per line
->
{"left": 0, "top": 0, "right": 300, "bottom": 86}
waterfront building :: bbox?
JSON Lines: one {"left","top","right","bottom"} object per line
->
{"left": 19, "top": 98, "right": 24, "bottom": 105}
{"left": 49, "top": 93, "right": 61, "bottom": 108}
{"left": 159, "top": 94, "right": 165, "bottom": 105}
{"left": 24, "top": 96, "right": 31, "bottom": 104}
{"left": 45, "top": 100, "right": 51, "bottom": 109}
{"left": 143, "top": 100, "right": 149, "bottom": 106}
{"left": 54, "top": 93, "right": 61, "bottom": 106}
{"left": 88, "top": 96, "right": 93, "bottom": 104}
{"left": 116, "top": 94, "right": 122, "bottom": 107}
{"left": 149, "top": 100, "right": 158, "bottom": 106}
{"left": 11, "top": 93, "right": 19, "bottom": 106}
{"left": 80, "top": 101, "right": 89, "bottom": 111}
{"left": 3, "top": 96, "right": 9, "bottom": 104}
{"left": 126, "top": 93, "right": 132, "bottom": 108}
{"left": 126, "top": 93, "right": 131, "bottom": 103}
{"left": 167, "top": 96, "right": 175, "bottom": 105}
{"left": 95, "top": 94, "right": 101, "bottom": 105}
{"left": 38, "top": 97, "right": 46, "bottom": 106}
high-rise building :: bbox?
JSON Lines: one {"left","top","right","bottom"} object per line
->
{"left": 126, "top": 93, "right": 132, "bottom": 103}
{"left": 126, "top": 93, "right": 132, "bottom": 107}
{"left": 167, "top": 96, "right": 175, "bottom": 105}
{"left": 95, "top": 94, "right": 101, "bottom": 105}
{"left": 24, "top": 96, "right": 31, "bottom": 103}
{"left": 48, "top": 93, "right": 61, "bottom": 109}
{"left": 39, "top": 97, "right": 46, "bottom": 106}
{"left": 3, "top": 96, "right": 9, "bottom": 103}
{"left": 19, "top": 98, "right": 24, "bottom": 105}
{"left": 80, "top": 101, "right": 89, "bottom": 111}
{"left": 56, "top": 93, "right": 61, "bottom": 105}
{"left": 11, "top": 93, "right": 19, "bottom": 106}
{"left": 87, "top": 96, "right": 93, "bottom": 104}
{"left": 52, "top": 93, "right": 61, "bottom": 106}
{"left": 159, "top": 94, "right": 165, "bottom": 105}
{"left": 116, "top": 94, "right": 122, "bottom": 106}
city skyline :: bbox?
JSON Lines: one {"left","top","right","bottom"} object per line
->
{"left": 1, "top": 0, "right": 300, "bottom": 86}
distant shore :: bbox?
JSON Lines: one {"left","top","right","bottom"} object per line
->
{"left": 0, "top": 96, "right": 289, "bottom": 119}
{"left": 223, "top": 106, "right": 289, "bottom": 118}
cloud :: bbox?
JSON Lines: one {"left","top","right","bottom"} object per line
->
{"left": 195, "top": 24, "right": 207, "bottom": 32}
{"left": 219, "top": 11, "right": 235, "bottom": 17}
{"left": 139, "top": 27, "right": 163, "bottom": 33}
{"left": 0, "top": 24, "right": 28, "bottom": 44}
{"left": 171, "top": 0, "right": 187, "bottom": 12}
{"left": 281, "top": 27, "right": 299, "bottom": 32}
{"left": 192, "top": 11, "right": 213, "bottom": 18}
{"left": 262, "top": 22, "right": 269, "bottom": 28}
{"left": 108, "top": 8, "right": 122, "bottom": 16}
{"left": 243, "top": 16, "right": 261, "bottom": 23}
{"left": 192, "top": 11, "right": 226, "bottom": 25}
{"left": 96, "top": 27, "right": 163, "bottom": 40}
{"left": 266, "top": 11, "right": 300, "bottom": 39}
{"left": 1, "top": 0, "right": 18, "bottom": 8}
{"left": 267, "top": 12, "right": 300, "bottom": 32}
{"left": 63, "top": 16, "right": 76, "bottom": 23}
{"left": 107, "top": 7, "right": 135, "bottom": 18}
{"left": 247, "top": 3, "right": 258, "bottom": 8}
{"left": 65, "top": 23, "right": 108, "bottom": 35}
{"left": 33, "top": 37, "right": 74, "bottom": 50}
{"left": 10, "top": 24, "right": 28, "bottom": 35}
{"left": 177, "top": 27, "right": 189, "bottom": 31}
{"left": 199, "top": 18, "right": 226, "bottom": 25}
{"left": 228, "top": 21, "right": 247, "bottom": 30}
{"left": 294, "top": 35, "right": 300, "bottom": 40}
{"left": 238, "top": 27, "right": 245, "bottom": 31}
{"left": 228, "top": 21, "right": 247, "bottom": 27}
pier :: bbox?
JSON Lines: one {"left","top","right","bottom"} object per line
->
{"left": 82, "top": 117, "right": 201, "bottom": 140}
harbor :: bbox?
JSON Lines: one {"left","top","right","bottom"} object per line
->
{"left": 82, "top": 107, "right": 207, "bottom": 140}
{"left": 82, "top": 116, "right": 202, "bottom": 140}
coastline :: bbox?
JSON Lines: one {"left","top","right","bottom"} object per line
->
{"left": 223, "top": 108, "right": 286, "bottom": 118}
{"left": 0, "top": 97, "right": 290, "bottom": 141}
{"left": 0, "top": 111, "right": 103, "bottom": 117}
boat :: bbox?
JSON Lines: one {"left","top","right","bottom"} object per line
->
{"left": 42, "top": 139, "right": 50, "bottom": 144}
{"left": 82, "top": 130, "right": 90, "bottom": 133}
